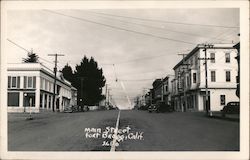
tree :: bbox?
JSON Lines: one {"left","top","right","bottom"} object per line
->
{"left": 23, "top": 49, "right": 39, "bottom": 63}
{"left": 61, "top": 63, "right": 74, "bottom": 83}
{"left": 73, "top": 56, "right": 106, "bottom": 106}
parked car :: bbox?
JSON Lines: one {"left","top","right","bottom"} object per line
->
{"left": 83, "top": 105, "right": 89, "bottom": 112}
{"left": 64, "top": 106, "right": 73, "bottom": 113}
{"left": 64, "top": 105, "right": 79, "bottom": 113}
{"left": 156, "top": 101, "right": 174, "bottom": 112}
{"left": 148, "top": 104, "right": 159, "bottom": 113}
{"left": 221, "top": 101, "right": 240, "bottom": 117}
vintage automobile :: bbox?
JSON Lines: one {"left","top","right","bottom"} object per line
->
{"left": 64, "top": 105, "right": 78, "bottom": 113}
{"left": 221, "top": 101, "right": 240, "bottom": 117}
{"left": 148, "top": 104, "right": 158, "bottom": 113}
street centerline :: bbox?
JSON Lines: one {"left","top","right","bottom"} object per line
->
{"left": 110, "top": 110, "right": 121, "bottom": 151}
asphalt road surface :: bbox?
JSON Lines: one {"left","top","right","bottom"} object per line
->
{"left": 8, "top": 109, "right": 239, "bottom": 151}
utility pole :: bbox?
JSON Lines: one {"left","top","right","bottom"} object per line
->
{"left": 80, "top": 77, "right": 84, "bottom": 109}
{"left": 48, "top": 53, "right": 64, "bottom": 112}
{"left": 161, "top": 78, "right": 164, "bottom": 102}
{"left": 198, "top": 44, "right": 214, "bottom": 116}
{"left": 178, "top": 53, "right": 190, "bottom": 112}
{"left": 107, "top": 89, "right": 111, "bottom": 107}
{"left": 105, "top": 84, "right": 108, "bottom": 108}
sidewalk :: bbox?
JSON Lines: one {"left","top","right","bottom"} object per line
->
{"left": 172, "top": 111, "right": 240, "bottom": 122}
{"left": 210, "top": 111, "right": 239, "bottom": 122}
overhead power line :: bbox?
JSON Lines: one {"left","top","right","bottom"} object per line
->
{"left": 88, "top": 11, "right": 239, "bottom": 29}
{"left": 7, "top": 38, "right": 58, "bottom": 66}
{"left": 83, "top": 11, "right": 231, "bottom": 41}
{"left": 7, "top": 39, "right": 29, "bottom": 52}
{"left": 44, "top": 10, "right": 195, "bottom": 45}
{"left": 120, "top": 78, "right": 155, "bottom": 81}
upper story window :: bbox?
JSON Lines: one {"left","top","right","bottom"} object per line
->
{"left": 225, "top": 52, "right": 230, "bottom": 63}
{"left": 45, "top": 80, "right": 48, "bottom": 91}
{"left": 226, "top": 71, "right": 231, "bottom": 82}
{"left": 165, "top": 85, "right": 168, "bottom": 92}
{"left": 220, "top": 95, "right": 226, "bottom": 105}
{"left": 194, "top": 55, "right": 198, "bottom": 67}
{"left": 190, "top": 58, "right": 193, "bottom": 67}
{"left": 8, "top": 76, "right": 20, "bottom": 88}
{"left": 210, "top": 53, "right": 215, "bottom": 63}
{"left": 211, "top": 71, "right": 216, "bottom": 82}
{"left": 193, "top": 73, "right": 197, "bottom": 83}
{"left": 24, "top": 76, "right": 36, "bottom": 88}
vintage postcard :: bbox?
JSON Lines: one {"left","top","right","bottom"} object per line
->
{"left": 1, "top": 0, "right": 249, "bottom": 160}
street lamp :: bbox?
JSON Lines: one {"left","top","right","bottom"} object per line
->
{"left": 24, "top": 93, "right": 27, "bottom": 113}
{"left": 24, "top": 93, "right": 33, "bottom": 120}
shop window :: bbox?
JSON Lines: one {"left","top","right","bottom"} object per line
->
{"left": 8, "top": 92, "right": 19, "bottom": 106}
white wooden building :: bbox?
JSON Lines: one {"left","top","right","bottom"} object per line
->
{"left": 7, "top": 63, "right": 77, "bottom": 113}
{"left": 171, "top": 44, "right": 239, "bottom": 112}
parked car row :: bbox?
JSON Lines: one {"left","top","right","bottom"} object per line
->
{"left": 148, "top": 101, "right": 174, "bottom": 113}
{"left": 139, "top": 101, "right": 239, "bottom": 117}
{"left": 64, "top": 105, "right": 89, "bottom": 113}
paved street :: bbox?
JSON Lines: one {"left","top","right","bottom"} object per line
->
{"left": 8, "top": 110, "right": 239, "bottom": 151}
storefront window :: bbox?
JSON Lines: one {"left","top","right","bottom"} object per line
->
{"left": 8, "top": 92, "right": 19, "bottom": 106}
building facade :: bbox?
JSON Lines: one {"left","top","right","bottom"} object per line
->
{"left": 171, "top": 44, "right": 239, "bottom": 112}
{"left": 153, "top": 76, "right": 173, "bottom": 105}
{"left": 7, "top": 63, "right": 77, "bottom": 113}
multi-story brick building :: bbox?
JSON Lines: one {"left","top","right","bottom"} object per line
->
{"left": 171, "top": 43, "right": 239, "bottom": 112}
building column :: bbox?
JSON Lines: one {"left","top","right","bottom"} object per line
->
{"left": 50, "top": 95, "right": 53, "bottom": 110}
{"left": 19, "top": 91, "right": 24, "bottom": 112}
{"left": 35, "top": 76, "right": 41, "bottom": 112}
{"left": 42, "top": 93, "right": 45, "bottom": 109}
{"left": 46, "top": 94, "right": 49, "bottom": 110}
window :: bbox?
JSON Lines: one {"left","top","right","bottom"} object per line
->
{"left": 49, "top": 82, "right": 51, "bottom": 92}
{"left": 220, "top": 95, "right": 226, "bottom": 105}
{"left": 190, "top": 58, "right": 193, "bottom": 66}
{"left": 40, "top": 78, "right": 43, "bottom": 89}
{"left": 12, "top": 77, "right": 17, "bottom": 88}
{"left": 8, "top": 92, "right": 19, "bottom": 106}
{"left": 211, "top": 71, "right": 216, "bottom": 82}
{"left": 28, "top": 77, "right": 32, "bottom": 88}
{"left": 193, "top": 73, "right": 197, "bottom": 83}
{"left": 24, "top": 76, "right": 36, "bottom": 88}
{"left": 8, "top": 76, "right": 11, "bottom": 88}
{"left": 8, "top": 76, "right": 20, "bottom": 88}
{"left": 225, "top": 53, "right": 230, "bottom": 63}
{"left": 226, "top": 71, "right": 231, "bottom": 82}
{"left": 210, "top": 53, "right": 215, "bottom": 63}
{"left": 165, "top": 85, "right": 168, "bottom": 92}
{"left": 45, "top": 80, "right": 48, "bottom": 91}
{"left": 195, "top": 55, "right": 198, "bottom": 67}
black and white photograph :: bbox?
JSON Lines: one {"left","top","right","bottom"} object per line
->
{"left": 0, "top": 1, "right": 249, "bottom": 160}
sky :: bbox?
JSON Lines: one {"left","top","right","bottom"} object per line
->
{"left": 6, "top": 8, "right": 239, "bottom": 109}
